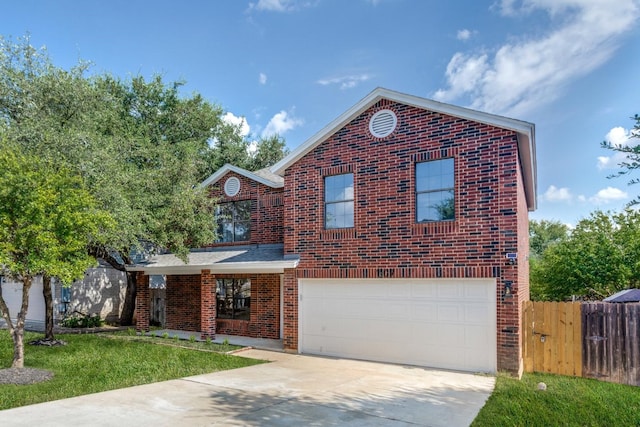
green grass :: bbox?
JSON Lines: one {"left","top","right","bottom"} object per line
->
{"left": 105, "top": 327, "right": 243, "bottom": 353}
{"left": 0, "top": 330, "right": 264, "bottom": 410}
{"left": 472, "top": 372, "right": 640, "bottom": 426}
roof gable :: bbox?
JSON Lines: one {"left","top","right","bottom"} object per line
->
{"left": 271, "top": 87, "right": 537, "bottom": 211}
{"left": 200, "top": 164, "right": 284, "bottom": 189}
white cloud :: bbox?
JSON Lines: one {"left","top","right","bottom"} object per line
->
{"left": 317, "top": 73, "right": 372, "bottom": 90}
{"left": 222, "top": 112, "right": 250, "bottom": 137}
{"left": 541, "top": 185, "right": 573, "bottom": 202}
{"left": 247, "top": 140, "right": 259, "bottom": 155}
{"left": 434, "top": 0, "right": 640, "bottom": 116}
{"left": 457, "top": 29, "right": 472, "bottom": 41}
{"left": 261, "top": 109, "right": 303, "bottom": 137}
{"left": 248, "top": 0, "right": 316, "bottom": 12}
{"left": 539, "top": 184, "right": 629, "bottom": 206}
{"left": 589, "top": 186, "right": 628, "bottom": 204}
{"left": 259, "top": 72, "right": 267, "bottom": 85}
{"left": 597, "top": 126, "right": 636, "bottom": 169}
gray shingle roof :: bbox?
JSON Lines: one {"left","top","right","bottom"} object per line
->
{"left": 603, "top": 289, "right": 640, "bottom": 303}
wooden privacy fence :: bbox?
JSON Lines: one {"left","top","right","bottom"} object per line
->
{"left": 522, "top": 301, "right": 640, "bottom": 387}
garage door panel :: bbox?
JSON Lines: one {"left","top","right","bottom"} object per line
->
{"left": 300, "top": 279, "right": 496, "bottom": 373}
{"left": 411, "top": 303, "right": 438, "bottom": 321}
{"left": 465, "top": 305, "right": 492, "bottom": 323}
{"left": 436, "top": 283, "right": 464, "bottom": 299}
{"left": 437, "top": 304, "right": 463, "bottom": 323}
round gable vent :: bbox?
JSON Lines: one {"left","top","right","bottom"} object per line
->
{"left": 369, "top": 109, "right": 397, "bottom": 138}
{"left": 224, "top": 176, "right": 241, "bottom": 197}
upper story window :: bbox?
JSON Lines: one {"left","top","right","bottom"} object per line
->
{"left": 416, "top": 158, "right": 455, "bottom": 222}
{"left": 216, "top": 200, "right": 251, "bottom": 242}
{"left": 324, "top": 173, "right": 354, "bottom": 229}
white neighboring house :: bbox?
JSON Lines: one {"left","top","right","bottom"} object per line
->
{"left": 1, "top": 259, "right": 127, "bottom": 326}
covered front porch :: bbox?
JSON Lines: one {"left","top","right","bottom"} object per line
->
{"left": 127, "top": 244, "right": 298, "bottom": 344}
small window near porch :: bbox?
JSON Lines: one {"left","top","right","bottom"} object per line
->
{"left": 216, "top": 278, "right": 251, "bottom": 320}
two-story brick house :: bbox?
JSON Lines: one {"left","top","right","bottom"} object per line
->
{"left": 130, "top": 88, "right": 536, "bottom": 375}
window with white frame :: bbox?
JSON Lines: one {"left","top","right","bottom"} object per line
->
{"left": 416, "top": 158, "right": 455, "bottom": 222}
{"left": 324, "top": 173, "right": 354, "bottom": 229}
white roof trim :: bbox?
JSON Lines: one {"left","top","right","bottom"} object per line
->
{"left": 126, "top": 259, "right": 299, "bottom": 275}
{"left": 200, "top": 164, "right": 284, "bottom": 189}
{"left": 271, "top": 87, "right": 537, "bottom": 211}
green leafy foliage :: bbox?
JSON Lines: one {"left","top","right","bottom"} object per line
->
{"left": 0, "top": 139, "right": 113, "bottom": 367}
{"left": 0, "top": 141, "right": 113, "bottom": 284}
{"left": 531, "top": 210, "right": 640, "bottom": 301}
{"left": 0, "top": 34, "right": 290, "bottom": 326}
{"left": 60, "top": 313, "right": 103, "bottom": 328}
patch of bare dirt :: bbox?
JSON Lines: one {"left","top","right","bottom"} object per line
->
{"left": 0, "top": 367, "right": 54, "bottom": 385}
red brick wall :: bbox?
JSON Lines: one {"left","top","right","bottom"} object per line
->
{"left": 165, "top": 272, "right": 281, "bottom": 339}
{"left": 205, "top": 172, "right": 284, "bottom": 246}
{"left": 166, "top": 274, "right": 201, "bottom": 332}
{"left": 201, "top": 270, "right": 216, "bottom": 339}
{"left": 282, "top": 268, "right": 298, "bottom": 350}
{"left": 215, "top": 273, "right": 281, "bottom": 339}
{"left": 283, "top": 99, "right": 530, "bottom": 372}
{"left": 135, "top": 273, "right": 150, "bottom": 332}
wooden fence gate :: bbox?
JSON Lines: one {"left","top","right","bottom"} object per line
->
{"left": 523, "top": 301, "right": 582, "bottom": 377}
{"left": 523, "top": 301, "right": 640, "bottom": 386}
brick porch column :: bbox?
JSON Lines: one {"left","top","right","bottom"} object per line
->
{"left": 135, "top": 272, "right": 150, "bottom": 333}
{"left": 282, "top": 268, "right": 298, "bottom": 351}
{"left": 200, "top": 269, "right": 216, "bottom": 340}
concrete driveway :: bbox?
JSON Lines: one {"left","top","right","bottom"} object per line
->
{"left": 0, "top": 349, "right": 495, "bottom": 426}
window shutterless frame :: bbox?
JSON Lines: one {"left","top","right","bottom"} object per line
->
{"left": 216, "top": 200, "right": 251, "bottom": 242}
{"left": 324, "top": 173, "right": 354, "bottom": 229}
{"left": 415, "top": 158, "right": 455, "bottom": 222}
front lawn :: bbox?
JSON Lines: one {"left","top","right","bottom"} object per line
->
{"left": 0, "top": 330, "right": 264, "bottom": 410}
{"left": 472, "top": 372, "right": 640, "bottom": 426}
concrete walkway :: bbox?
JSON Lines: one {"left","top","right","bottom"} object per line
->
{"left": 0, "top": 349, "right": 495, "bottom": 427}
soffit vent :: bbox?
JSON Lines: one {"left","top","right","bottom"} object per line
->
{"left": 224, "top": 177, "right": 241, "bottom": 197}
{"left": 369, "top": 109, "right": 397, "bottom": 138}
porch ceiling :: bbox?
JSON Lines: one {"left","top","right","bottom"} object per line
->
{"left": 125, "top": 244, "right": 298, "bottom": 275}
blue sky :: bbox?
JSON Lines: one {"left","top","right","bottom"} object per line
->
{"left": 3, "top": 0, "right": 639, "bottom": 226}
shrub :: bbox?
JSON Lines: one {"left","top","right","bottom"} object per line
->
{"left": 61, "top": 313, "right": 103, "bottom": 328}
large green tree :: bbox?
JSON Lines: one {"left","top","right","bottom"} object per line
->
{"left": 531, "top": 210, "right": 640, "bottom": 301}
{"left": 0, "top": 35, "right": 290, "bottom": 327}
{"left": 247, "top": 134, "right": 290, "bottom": 171}
{"left": 0, "top": 140, "right": 112, "bottom": 367}
{"left": 529, "top": 219, "right": 570, "bottom": 300}
{"left": 601, "top": 113, "right": 640, "bottom": 205}
{"left": 0, "top": 36, "right": 220, "bottom": 325}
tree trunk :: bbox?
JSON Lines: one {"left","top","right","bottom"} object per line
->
{"left": 12, "top": 275, "right": 32, "bottom": 368}
{"left": 120, "top": 271, "right": 138, "bottom": 326}
{"left": 43, "top": 275, "right": 55, "bottom": 341}
{"left": 12, "top": 327, "right": 25, "bottom": 368}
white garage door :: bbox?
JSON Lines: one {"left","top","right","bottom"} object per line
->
{"left": 299, "top": 278, "right": 496, "bottom": 373}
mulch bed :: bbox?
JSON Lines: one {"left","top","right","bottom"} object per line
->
{"left": 0, "top": 367, "right": 54, "bottom": 385}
